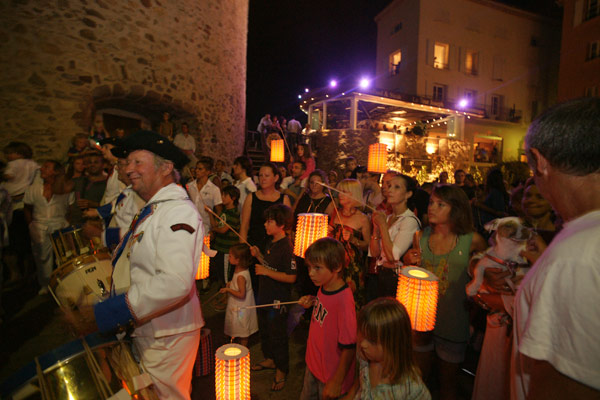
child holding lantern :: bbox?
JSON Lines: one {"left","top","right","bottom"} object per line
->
{"left": 298, "top": 237, "right": 357, "bottom": 400}
{"left": 249, "top": 204, "right": 297, "bottom": 392}
{"left": 220, "top": 243, "right": 258, "bottom": 347}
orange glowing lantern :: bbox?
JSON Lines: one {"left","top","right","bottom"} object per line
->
{"left": 196, "top": 235, "right": 211, "bottom": 280}
{"left": 367, "top": 143, "right": 388, "bottom": 173}
{"left": 215, "top": 343, "right": 250, "bottom": 400}
{"left": 294, "top": 213, "right": 329, "bottom": 258}
{"left": 270, "top": 139, "right": 285, "bottom": 162}
{"left": 396, "top": 265, "right": 439, "bottom": 332}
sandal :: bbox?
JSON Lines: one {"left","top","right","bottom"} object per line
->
{"left": 251, "top": 361, "right": 275, "bottom": 371}
{"left": 271, "top": 376, "right": 286, "bottom": 391}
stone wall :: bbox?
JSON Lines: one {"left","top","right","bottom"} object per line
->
{"left": 0, "top": 0, "right": 248, "bottom": 163}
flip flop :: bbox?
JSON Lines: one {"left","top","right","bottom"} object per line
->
{"left": 271, "top": 376, "right": 286, "bottom": 391}
{"left": 251, "top": 361, "right": 276, "bottom": 371}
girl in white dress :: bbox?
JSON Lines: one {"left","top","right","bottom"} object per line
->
{"left": 220, "top": 243, "right": 258, "bottom": 346}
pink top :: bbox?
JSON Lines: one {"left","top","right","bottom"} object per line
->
{"left": 305, "top": 284, "right": 356, "bottom": 392}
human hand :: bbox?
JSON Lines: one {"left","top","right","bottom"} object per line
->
{"left": 83, "top": 208, "right": 99, "bottom": 219}
{"left": 62, "top": 304, "right": 98, "bottom": 336}
{"left": 520, "top": 234, "right": 547, "bottom": 265}
{"left": 219, "top": 288, "right": 228, "bottom": 294}
{"left": 372, "top": 211, "right": 387, "bottom": 227}
{"left": 403, "top": 248, "right": 421, "bottom": 265}
{"left": 483, "top": 267, "right": 513, "bottom": 293}
{"left": 298, "top": 295, "right": 315, "bottom": 308}
{"left": 249, "top": 245, "right": 262, "bottom": 259}
{"left": 255, "top": 264, "right": 268, "bottom": 277}
{"left": 322, "top": 379, "right": 342, "bottom": 400}
{"left": 77, "top": 199, "right": 91, "bottom": 209}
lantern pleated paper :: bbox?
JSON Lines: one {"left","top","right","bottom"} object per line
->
{"left": 294, "top": 213, "right": 329, "bottom": 258}
{"left": 270, "top": 139, "right": 285, "bottom": 162}
{"left": 215, "top": 344, "right": 250, "bottom": 400}
{"left": 196, "top": 235, "right": 211, "bottom": 280}
{"left": 396, "top": 265, "right": 439, "bottom": 332}
{"left": 367, "top": 143, "right": 388, "bottom": 174}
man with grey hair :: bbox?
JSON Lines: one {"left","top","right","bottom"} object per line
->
{"left": 510, "top": 97, "right": 600, "bottom": 399}
{"left": 69, "top": 130, "right": 205, "bottom": 399}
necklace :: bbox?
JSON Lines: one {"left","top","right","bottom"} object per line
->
{"left": 307, "top": 196, "right": 327, "bottom": 213}
{"left": 340, "top": 207, "right": 357, "bottom": 218}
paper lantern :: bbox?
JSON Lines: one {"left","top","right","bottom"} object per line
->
{"left": 215, "top": 344, "right": 250, "bottom": 400}
{"left": 196, "top": 235, "right": 211, "bottom": 280}
{"left": 270, "top": 139, "right": 285, "bottom": 162}
{"left": 396, "top": 265, "right": 439, "bottom": 332}
{"left": 294, "top": 213, "right": 328, "bottom": 258}
{"left": 367, "top": 143, "right": 388, "bottom": 173}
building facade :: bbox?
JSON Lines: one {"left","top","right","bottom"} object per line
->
{"left": 374, "top": 0, "right": 561, "bottom": 162}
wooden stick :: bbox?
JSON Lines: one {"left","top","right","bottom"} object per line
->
{"left": 316, "top": 181, "right": 377, "bottom": 212}
{"left": 204, "top": 206, "right": 272, "bottom": 268}
{"left": 238, "top": 300, "right": 302, "bottom": 310}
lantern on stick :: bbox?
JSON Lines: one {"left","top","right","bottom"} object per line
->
{"left": 196, "top": 235, "right": 211, "bottom": 280}
{"left": 270, "top": 139, "right": 285, "bottom": 162}
{"left": 294, "top": 213, "right": 328, "bottom": 258}
{"left": 367, "top": 143, "right": 388, "bottom": 174}
{"left": 215, "top": 343, "right": 250, "bottom": 400}
{"left": 396, "top": 265, "right": 439, "bottom": 331}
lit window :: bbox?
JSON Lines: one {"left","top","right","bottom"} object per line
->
{"left": 587, "top": 41, "right": 599, "bottom": 60}
{"left": 464, "top": 50, "right": 479, "bottom": 75}
{"left": 389, "top": 50, "right": 402, "bottom": 75}
{"left": 434, "top": 42, "right": 449, "bottom": 69}
{"left": 433, "top": 84, "right": 446, "bottom": 102}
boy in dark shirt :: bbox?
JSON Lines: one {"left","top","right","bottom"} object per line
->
{"left": 249, "top": 204, "right": 297, "bottom": 391}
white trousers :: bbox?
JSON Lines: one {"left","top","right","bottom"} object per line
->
{"left": 134, "top": 329, "right": 201, "bottom": 400}
{"left": 29, "top": 220, "right": 67, "bottom": 287}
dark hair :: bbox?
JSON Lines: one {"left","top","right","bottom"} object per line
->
{"left": 259, "top": 162, "right": 282, "bottom": 189}
{"left": 485, "top": 168, "right": 509, "bottom": 205}
{"left": 3, "top": 141, "right": 33, "bottom": 159}
{"left": 44, "top": 159, "right": 65, "bottom": 175}
{"left": 297, "top": 143, "right": 313, "bottom": 160}
{"left": 526, "top": 97, "right": 600, "bottom": 175}
{"left": 392, "top": 173, "right": 417, "bottom": 209}
{"left": 305, "top": 237, "right": 346, "bottom": 272}
{"left": 431, "top": 184, "right": 474, "bottom": 235}
{"left": 454, "top": 169, "right": 465, "bottom": 179}
{"left": 293, "top": 160, "right": 307, "bottom": 171}
{"left": 233, "top": 156, "right": 253, "bottom": 177}
{"left": 229, "top": 243, "right": 252, "bottom": 268}
{"left": 222, "top": 184, "right": 240, "bottom": 206}
{"left": 263, "top": 204, "right": 293, "bottom": 230}
{"left": 308, "top": 169, "right": 328, "bottom": 184}
{"left": 197, "top": 156, "right": 214, "bottom": 171}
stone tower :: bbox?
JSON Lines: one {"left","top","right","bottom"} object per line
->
{"left": 0, "top": 0, "right": 248, "bottom": 163}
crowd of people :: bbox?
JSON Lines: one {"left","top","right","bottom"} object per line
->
{"left": 0, "top": 97, "right": 598, "bottom": 400}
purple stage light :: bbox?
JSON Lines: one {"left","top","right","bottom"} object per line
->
{"left": 458, "top": 98, "right": 469, "bottom": 108}
{"left": 304, "top": 88, "right": 309, "bottom": 93}
{"left": 359, "top": 78, "right": 370, "bottom": 89}
{"left": 329, "top": 79, "right": 337, "bottom": 88}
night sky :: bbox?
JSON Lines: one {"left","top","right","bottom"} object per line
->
{"left": 245, "top": 0, "right": 560, "bottom": 129}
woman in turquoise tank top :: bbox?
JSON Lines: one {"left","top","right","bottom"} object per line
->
{"left": 404, "top": 184, "right": 487, "bottom": 400}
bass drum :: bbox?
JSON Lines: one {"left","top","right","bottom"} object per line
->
{"left": 0, "top": 333, "right": 158, "bottom": 400}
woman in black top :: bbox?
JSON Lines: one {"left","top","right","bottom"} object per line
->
{"left": 292, "top": 169, "right": 334, "bottom": 221}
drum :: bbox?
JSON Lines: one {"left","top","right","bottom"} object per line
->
{"left": 49, "top": 249, "right": 113, "bottom": 309}
{"left": 0, "top": 333, "right": 158, "bottom": 400}
{"left": 51, "top": 225, "right": 100, "bottom": 265}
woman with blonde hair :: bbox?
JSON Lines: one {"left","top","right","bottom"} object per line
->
{"left": 328, "top": 179, "right": 370, "bottom": 306}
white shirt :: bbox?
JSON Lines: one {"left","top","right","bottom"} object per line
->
{"left": 376, "top": 209, "right": 420, "bottom": 265}
{"left": 102, "top": 186, "right": 145, "bottom": 247}
{"left": 187, "top": 179, "right": 222, "bottom": 234}
{"left": 173, "top": 133, "right": 196, "bottom": 153}
{"left": 23, "top": 179, "right": 74, "bottom": 224}
{"left": 511, "top": 210, "right": 600, "bottom": 398}
{"left": 235, "top": 177, "right": 257, "bottom": 213}
{"left": 287, "top": 119, "right": 302, "bottom": 134}
{"left": 2, "top": 159, "right": 39, "bottom": 208}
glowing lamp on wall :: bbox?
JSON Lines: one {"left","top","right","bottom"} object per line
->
{"left": 196, "top": 235, "right": 211, "bottom": 280}
{"left": 215, "top": 344, "right": 250, "bottom": 400}
{"left": 294, "top": 213, "right": 329, "bottom": 258}
{"left": 396, "top": 266, "right": 439, "bottom": 332}
{"left": 270, "top": 139, "right": 285, "bottom": 162}
{"left": 367, "top": 143, "right": 388, "bottom": 174}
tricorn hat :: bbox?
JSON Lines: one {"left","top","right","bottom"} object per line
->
{"left": 111, "top": 130, "right": 189, "bottom": 169}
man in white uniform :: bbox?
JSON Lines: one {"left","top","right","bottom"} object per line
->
{"left": 80, "top": 130, "right": 204, "bottom": 400}
{"left": 510, "top": 97, "right": 600, "bottom": 399}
